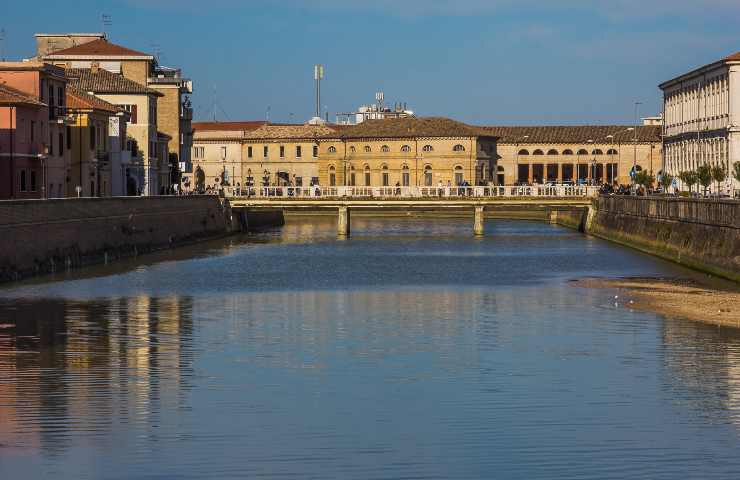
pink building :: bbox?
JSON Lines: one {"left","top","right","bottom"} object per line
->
{"left": 0, "top": 62, "right": 70, "bottom": 199}
{"left": 0, "top": 84, "right": 49, "bottom": 199}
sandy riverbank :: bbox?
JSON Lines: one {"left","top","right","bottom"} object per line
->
{"left": 572, "top": 276, "right": 740, "bottom": 328}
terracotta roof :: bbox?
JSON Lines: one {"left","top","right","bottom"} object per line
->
{"left": 192, "top": 121, "right": 266, "bottom": 132}
{"left": 0, "top": 84, "right": 46, "bottom": 107}
{"left": 243, "top": 123, "right": 341, "bottom": 140}
{"left": 46, "top": 39, "right": 152, "bottom": 58}
{"left": 324, "top": 117, "right": 486, "bottom": 139}
{"left": 725, "top": 51, "right": 740, "bottom": 61}
{"left": 66, "top": 85, "right": 120, "bottom": 114}
{"left": 65, "top": 67, "right": 162, "bottom": 96}
{"left": 478, "top": 125, "right": 662, "bottom": 144}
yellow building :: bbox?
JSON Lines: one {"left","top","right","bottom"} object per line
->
{"left": 65, "top": 86, "right": 121, "bottom": 197}
{"left": 481, "top": 125, "right": 662, "bottom": 185}
{"left": 318, "top": 117, "right": 497, "bottom": 187}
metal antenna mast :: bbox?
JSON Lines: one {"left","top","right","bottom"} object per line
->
{"left": 314, "top": 64, "right": 324, "bottom": 119}
{"left": 101, "top": 14, "right": 112, "bottom": 38}
{"left": 0, "top": 28, "right": 5, "bottom": 62}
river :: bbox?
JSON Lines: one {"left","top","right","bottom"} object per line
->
{"left": 1, "top": 217, "right": 740, "bottom": 479}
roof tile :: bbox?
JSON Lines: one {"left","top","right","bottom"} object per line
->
{"left": 478, "top": 125, "right": 661, "bottom": 144}
{"left": 0, "top": 84, "right": 46, "bottom": 107}
{"left": 65, "top": 67, "right": 162, "bottom": 96}
{"left": 47, "top": 39, "right": 152, "bottom": 58}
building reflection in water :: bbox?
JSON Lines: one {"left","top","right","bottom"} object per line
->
{"left": 0, "top": 295, "right": 194, "bottom": 455}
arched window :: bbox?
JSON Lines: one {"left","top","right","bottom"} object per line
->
{"left": 592, "top": 149, "right": 603, "bottom": 155}
{"left": 401, "top": 145, "right": 411, "bottom": 152}
{"left": 547, "top": 149, "right": 559, "bottom": 155}
{"left": 424, "top": 165, "right": 433, "bottom": 186}
{"left": 328, "top": 146, "right": 337, "bottom": 154}
{"left": 562, "top": 149, "right": 573, "bottom": 155}
{"left": 577, "top": 149, "right": 588, "bottom": 155}
{"left": 607, "top": 149, "right": 618, "bottom": 155}
{"left": 453, "top": 144, "right": 466, "bottom": 152}
{"left": 533, "top": 149, "right": 544, "bottom": 155}
{"left": 381, "top": 145, "right": 390, "bottom": 153}
{"left": 364, "top": 164, "right": 371, "bottom": 186}
{"left": 364, "top": 145, "right": 371, "bottom": 153}
{"left": 349, "top": 146, "right": 356, "bottom": 153}
{"left": 422, "top": 144, "right": 433, "bottom": 152}
{"left": 518, "top": 149, "right": 529, "bottom": 155}
{"left": 454, "top": 165, "right": 464, "bottom": 185}
{"left": 401, "top": 164, "right": 410, "bottom": 186}
{"left": 328, "top": 165, "right": 336, "bottom": 186}
{"left": 349, "top": 165, "right": 356, "bottom": 186}
{"left": 381, "top": 164, "right": 389, "bottom": 186}
{"left": 497, "top": 165, "right": 505, "bottom": 173}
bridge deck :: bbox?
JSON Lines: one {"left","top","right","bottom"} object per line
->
{"left": 228, "top": 197, "right": 593, "bottom": 209}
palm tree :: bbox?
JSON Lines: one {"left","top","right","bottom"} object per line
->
{"left": 696, "top": 164, "right": 712, "bottom": 197}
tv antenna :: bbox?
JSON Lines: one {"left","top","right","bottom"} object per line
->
{"left": 101, "top": 14, "right": 112, "bottom": 37}
{"left": 150, "top": 43, "right": 162, "bottom": 63}
{"left": 0, "top": 28, "right": 5, "bottom": 62}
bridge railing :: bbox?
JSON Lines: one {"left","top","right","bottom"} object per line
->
{"left": 225, "top": 186, "right": 599, "bottom": 199}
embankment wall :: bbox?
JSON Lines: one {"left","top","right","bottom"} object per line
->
{"left": 0, "top": 196, "right": 233, "bottom": 282}
{"left": 582, "top": 196, "right": 740, "bottom": 282}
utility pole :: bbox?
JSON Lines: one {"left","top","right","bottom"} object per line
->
{"left": 0, "top": 28, "right": 6, "bottom": 61}
{"left": 101, "top": 14, "right": 112, "bottom": 38}
{"left": 314, "top": 65, "right": 324, "bottom": 119}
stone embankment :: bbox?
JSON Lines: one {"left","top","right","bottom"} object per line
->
{"left": 0, "top": 196, "right": 284, "bottom": 283}
{"left": 557, "top": 196, "right": 740, "bottom": 282}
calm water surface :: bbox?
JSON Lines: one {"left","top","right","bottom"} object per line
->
{"left": 2, "top": 217, "right": 740, "bottom": 479}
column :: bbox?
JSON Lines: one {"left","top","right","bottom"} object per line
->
{"left": 338, "top": 206, "right": 351, "bottom": 237}
{"left": 473, "top": 206, "right": 484, "bottom": 236}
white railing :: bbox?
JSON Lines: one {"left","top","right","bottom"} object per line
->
{"left": 223, "top": 185, "right": 599, "bottom": 199}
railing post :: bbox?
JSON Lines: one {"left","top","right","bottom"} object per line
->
{"left": 338, "top": 206, "right": 350, "bottom": 237}
{"left": 474, "top": 205, "right": 485, "bottom": 236}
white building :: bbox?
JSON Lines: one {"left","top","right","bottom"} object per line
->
{"left": 660, "top": 51, "right": 740, "bottom": 193}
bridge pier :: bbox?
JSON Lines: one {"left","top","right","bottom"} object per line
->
{"left": 338, "top": 206, "right": 351, "bottom": 237}
{"left": 548, "top": 208, "right": 559, "bottom": 224}
{"left": 474, "top": 206, "right": 485, "bottom": 236}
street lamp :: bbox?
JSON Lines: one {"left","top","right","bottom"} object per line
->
{"left": 605, "top": 127, "right": 634, "bottom": 185}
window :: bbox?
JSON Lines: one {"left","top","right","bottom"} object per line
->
{"left": 577, "top": 149, "right": 588, "bottom": 155}
{"left": 422, "top": 145, "right": 433, "bottom": 152}
{"left": 66, "top": 126, "right": 72, "bottom": 149}
{"left": 454, "top": 165, "right": 464, "bottom": 185}
{"left": 402, "top": 165, "right": 410, "bottom": 186}
{"left": 30, "top": 171, "right": 37, "bottom": 192}
{"left": 247, "top": 146, "right": 253, "bottom": 158}
{"left": 364, "top": 165, "right": 371, "bottom": 186}
{"left": 329, "top": 166, "right": 336, "bottom": 186}
{"left": 90, "top": 126, "right": 96, "bottom": 150}
{"left": 58, "top": 132, "right": 63, "bottom": 157}
{"left": 280, "top": 146, "right": 285, "bottom": 158}
{"left": 313, "top": 145, "right": 318, "bottom": 157}
{"left": 296, "top": 146, "right": 302, "bottom": 158}
{"left": 607, "top": 149, "right": 618, "bottom": 155}
{"left": 424, "top": 166, "right": 433, "bottom": 186}
{"left": 193, "top": 146, "right": 205, "bottom": 159}
{"left": 57, "top": 86, "right": 63, "bottom": 107}
{"left": 533, "top": 149, "right": 544, "bottom": 155}
{"left": 19, "top": 170, "right": 27, "bottom": 192}
{"left": 49, "top": 86, "right": 54, "bottom": 111}
{"left": 49, "top": 130, "right": 54, "bottom": 156}
{"left": 349, "top": 146, "right": 356, "bottom": 153}
{"left": 328, "top": 146, "right": 337, "bottom": 154}
{"left": 381, "top": 145, "right": 390, "bottom": 153}
{"left": 453, "top": 144, "right": 465, "bottom": 152}
{"left": 562, "top": 149, "right": 573, "bottom": 155}
{"left": 349, "top": 166, "right": 356, "bottom": 186}
{"left": 30, "top": 121, "right": 35, "bottom": 142}
{"left": 592, "top": 149, "right": 603, "bottom": 155}
{"left": 547, "top": 149, "right": 558, "bottom": 155}
{"left": 221, "top": 146, "right": 227, "bottom": 160}
{"left": 263, "top": 146, "right": 269, "bottom": 158}
{"left": 518, "top": 149, "right": 529, "bottom": 155}
{"left": 364, "top": 145, "right": 371, "bottom": 153}
{"left": 401, "top": 145, "right": 411, "bottom": 153}
{"left": 381, "top": 165, "right": 389, "bottom": 186}
{"left": 122, "top": 104, "right": 138, "bottom": 123}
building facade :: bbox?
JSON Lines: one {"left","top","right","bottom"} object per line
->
{"left": 65, "top": 67, "right": 163, "bottom": 195}
{"left": 41, "top": 37, "right": 193, "bottom": 187}
{"left": 660, "top": 51, "right": 740, "bottom": 193}
{"left": 482, "top": 126, "right": 662, "bottom": 185}
{"left": 318, "top": 117, "right": 496, "bottom": 187}
{"left": 0, "top": 62, "right": 70, "bottom": 199}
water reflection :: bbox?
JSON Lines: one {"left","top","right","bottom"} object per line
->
{"left": 0, "top": 296, "right": 194, "bottom": 456}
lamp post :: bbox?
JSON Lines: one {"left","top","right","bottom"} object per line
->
{"left": 633, "top": 101, "right": 642, "bottom": 187}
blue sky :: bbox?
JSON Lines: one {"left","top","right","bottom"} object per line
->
{"left": 2, "top": 0, "right": 739, "bottom": 125}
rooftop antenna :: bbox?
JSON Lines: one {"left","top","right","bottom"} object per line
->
{"left": 266, "top": 105, "right": 271, "bottom": 123}
{"left": 376, "top": 91, "right": 384, "bottom": 111}
{"left": 101, "top": 14, "right": 112, "bottom": 38}
{"left": 0, "top": 28, "right": 5, "bottom": 62}
{"left": 150, "top": 43, "right": 162, "bottom": 63}
{"left": 212, "top": 84, "right": 217, "bottom": 122}
{"left": 314, "top": 64, "right": 324, "bottom": 118}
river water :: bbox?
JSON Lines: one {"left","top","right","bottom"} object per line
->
{"left": 1, "top": 217, "right": 740, "bottom": 479}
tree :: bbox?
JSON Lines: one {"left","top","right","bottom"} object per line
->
{"left": 733, "top": 162, "right": 740, "bottom": 183}
{"left": 678, "top": 170, "right": 697, "bottom": 194}
{"left": 696, "top": 164, "right": 713, "bottom": 197}
{"left": 634, "top": 170, "right": 655, "bottom": 189}
{"left": 660, "top": 172, "right": 674, "bottom": 194}
{"left": 710, "top": 164, "right": 726, "bottom": 195}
